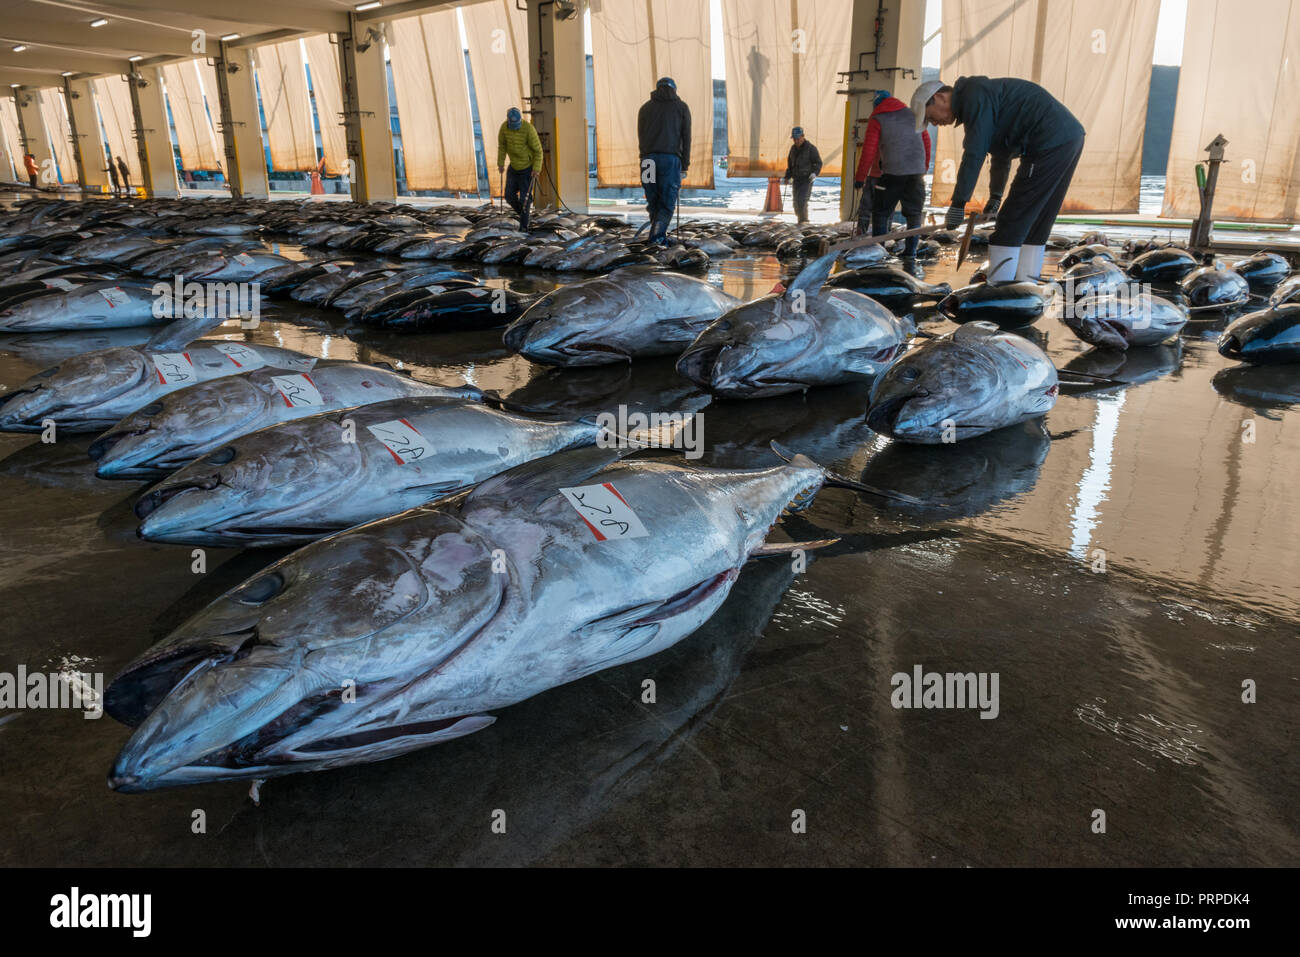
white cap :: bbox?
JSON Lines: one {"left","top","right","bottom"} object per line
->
{"left": 910, "top": 80, "right": 945, "bottom": 131}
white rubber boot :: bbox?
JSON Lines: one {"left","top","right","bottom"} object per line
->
{"left": 986, "top": 245, "right": 1020, "bottom": 284}
{"left": 1015, "top": 244, "right": 1046, "bottom": 282}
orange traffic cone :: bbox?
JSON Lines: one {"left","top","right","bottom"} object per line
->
{"left": 310, "top": 170, "right": 325, "bottom": 195}
{"left": 763, "top": 176, "right": 783, "bottom": 213}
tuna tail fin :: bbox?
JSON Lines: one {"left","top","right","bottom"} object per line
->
{"left": 785, "top": 247, "right": 839, "bottom": 300}
{"left": 142, "top": 314, "right": 229, "bottom": 352}
{"left": 769, "top": 441, "right": 940, "bottom": 507}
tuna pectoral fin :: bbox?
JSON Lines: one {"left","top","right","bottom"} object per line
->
{"left": 769, "top": 440, "right": 941, "bottom": 508}
{"left": 465, "top": 443, "right": 632, "bottom": 511}
{"left": 749, "top": 538, "right": 840, "bottom": 558}
{"left": 786, "top": 249, "right": 838, "bottom": 299}
{"left": 1056, "top": 369, "right": 1126, "bottom": 387}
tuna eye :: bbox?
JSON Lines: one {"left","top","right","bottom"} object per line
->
{"left": 234, "top": 572, "right": 284, "bottom": 605}
{"left": 900, "top": 367, "right": 920, "bottom": 381}
{"left": 206, "top": 447, "right": 237, "bottom": 466}
{"left": 139, "top": 402, "right": 163, "bottom": 416}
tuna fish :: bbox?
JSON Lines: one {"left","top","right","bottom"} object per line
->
{"left": 1269, "top": 275, "right": 1300, "bottom": 306}
{"left": 821, "top": 264, "right": 951, "bottom": 312}
{"left": 1126, "top": 247, "right": 1199, "bottom": 283}
{"left": 1179, "top": 263, "right": 1250, "bottom": 309}
{"left": 865, "top": 322, "right": 1058, "bottom": 443}
{"left": 135, "top": 397, "right": 602, "bottom": 546}
{"left": 0, "top": 280, "right": 162, "bottom": 331}
{"left": 1059, "top": 291, "right": 1188, "bottom": 350}
{"left": 1217, "top": 304, "right": 1300, "bottom": 363}
{"left": 359, "top": 286, "right": 534, "bottom": 332}
{"left": 0, "top": 329, "right": 315, "bottom": 434}
{"left": 504, "top": 268, "right": 739, "bottom": 366}
{"left": 1232, "top": 251, "right": 1289, "bottom": 288}
{"left": 105, "top": 445, "right": 838, "bottom": 790}
{"left": 89, "top": 362, "right": 480, "bottom": 478}
{"left": 1055, "top": 259, "right": 1129, "bottom": 300}
{"left": 675, "top": 277, "right": 908, "bottom": 398}
{"left": 937, "top": 281, "right": 1050, "bottom": 328}
{"left": 1057, "top": 244, "right": 1115, "bottom": 269}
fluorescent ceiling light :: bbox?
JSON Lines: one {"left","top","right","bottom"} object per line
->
{"left": 356, "top": 2, "right": 383, "bottom": 11}
{"left": 90, "top": 18, "right": 109, "bottom": 27}
{"left": 128, "top": 55, "right": 142, "bottom": 61}
{"left": 9, "top": 84, "right": 19, "bottom": 89}
{"left": 221, "top": 33, "right": 240, "bottom": 41}
{"left": 12, "top": 45, "right": 27, "bottom": 53}
{"left": 61, "top": 71, "right": 74, "bottom": 77}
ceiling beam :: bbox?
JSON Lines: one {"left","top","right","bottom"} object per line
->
{"left": 0, "top": 15, "right": 209, "bottom": 57}
{"left": 1, "top": 71, "right": 68, "bottom": 90}
{"left": 91, "top": 0, "right": 350, "bottom": 34}
{"left": 0, "top": 49, "right": 134, "bottom": 76}
{"left": 358, "top": 0, "right": 460, "bottom": 23}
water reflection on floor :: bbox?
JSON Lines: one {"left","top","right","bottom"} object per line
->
{"left": 0, "top": 243, "right": 1296, "bottom": 866}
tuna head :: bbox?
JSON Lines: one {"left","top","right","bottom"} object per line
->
{"left": 676, "top": 296, "right": 804, "bottom": 397}
{"left": 503, "top": 282, "right": 632, "bottom": 365}
{"left": 134, "top": 416, "right": 366, "bottom": 546}
{"left": 866, "top": 325, "right": 1040, "bottom": 443}
{"left": 107, "top": 511, "right": 504, "bottom": 791}
{"left": 0, "top": 347, "right": 149, "bottom": 432}
{"left": 89, "top": 371, "right": 278, "bottom": 478}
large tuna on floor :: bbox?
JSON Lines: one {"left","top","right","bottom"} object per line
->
{"left": 937, "top": 281, "right": 1051, "bottom": 328}
{"left": 675, "top": 250, "right": 909, "bottom": 398}
{"left": 0, "top": 323, "right": 315, "bottom": 433}
{"left": 105, "top": 445, "right": 834, "bottom": 790}
{"left": 359, "top": 286, "right": 535, "bottom": 332}
{"left": 1217, "top": 304, "right": 1300, "bottom": 363}
{"left": 1059, "top": 291, "right": 1188, "bottom": 350}
{"left": 0, "top": 280, "right": 162, "bottom": 331}
{"left": 1126, "top": 247, "right": 1199, "bottom": 283}
{"left": 865, "top": 321, "right": 1058, "bottom": 443}
{"left": 134, "top": 397, "right": 603, "bottom": 546}
{"left": 821, "top": 264, "right": 951, "bottom": 312}
{"left": 89, "top": 361, "right": 480, "bottom": 478}
{"left": 1231, "top": 251, "right": 1289, "bottom": 288}
{"left": 1179, "top": 263, "right": 1250, "bottom": 309}
{"left": 503, "top": 267, "right": 739, "bottom": 366}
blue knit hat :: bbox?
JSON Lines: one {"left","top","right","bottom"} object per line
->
{"left": 506, "top": 107, "right": 522, "bottom": 130}
{"left": 873, "top": 90, "right": 890, "bottom": 107}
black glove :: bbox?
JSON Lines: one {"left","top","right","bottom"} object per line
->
{"left": 854, "top": 180, "right": 865, "bottom": 190}
{"left": 983, "top": 194, "right": 1002, "bottom": 216}
{"left": 944, "top": 204, "right": 966, "bottom": 230}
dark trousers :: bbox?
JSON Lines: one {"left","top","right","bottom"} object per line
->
{"left": 869, "top": 173, "right": 926, "bottom": 256}
{"left": 642, "top": 152, "right": 682, "bottom": 242}
{"left": 990, "top": 136, "right": 1085, "bottom": 247}
{"left": 504, "top": 167, "right": 534, "bottom": 231}
{"left": 791, "top": 177, "right": 813, "bottom": 222}
{"left": 27, "top": 173, "right": 36, "bottom": 189}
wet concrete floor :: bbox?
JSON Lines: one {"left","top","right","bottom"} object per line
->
{"left": 0, "top": 241, "right": 1296, "bottom": 865}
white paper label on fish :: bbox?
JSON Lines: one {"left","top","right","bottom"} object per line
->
{"left": 213, "top": 343, "right": 262, "bottom": 368}
{"left": 43, "top": 277, "right": 77, "bottom": 291}
{"left": 99, "top": 287, "right": 130, "bottom": 308}
{"left": 424, "top": 285, "right": 446, "bottom": 294}
{"left": 151, "top": 353, "right": 196, "bottom": 385}
{"left": 560, "top": 483, "right": 649, "bottom": 541}
{"left": 366, "top": 418, "right": 433, "bottom": 464}
{"left": 270, "top": 374, "right": 324, "bottom": 408}
{"left": 464, "top": 287, "right": 489, "bottom": 298}
{"left": 646, "top": 281, "right": 672, "bottom": 301}
{"left": 275, "top": 356, "right": 317, "bottom": 372}
{"left": 321, "top": 263, "right": 341, "bottom": 273}
{"left": 233, "top": 253, "right": 254, "bottom": 266}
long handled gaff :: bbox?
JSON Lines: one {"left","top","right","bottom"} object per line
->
{"left": 498, "top": 168, "right": 503, "bottom": 211}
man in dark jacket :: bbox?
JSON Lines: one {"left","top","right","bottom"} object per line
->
{"left": 914, "top": 75, "right": 1085, "bottom": 283}
{"left": 853, "top": 90, "right": 931, "bottom": 256}
{"left": 638, "top": 77, "right": 691, "bottom": 244}
{"left": 115, "top": 155, "right": 133, "bottom": 196}
{"left": 783, "top": 127, "right": 821, "bottom": 223}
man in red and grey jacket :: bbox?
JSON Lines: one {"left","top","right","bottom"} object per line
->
{"left": 852, "top": 90, "right": 931, "bottom": 257}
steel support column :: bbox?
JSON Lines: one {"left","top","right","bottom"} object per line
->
{"left": 212, "top": 42, "right": 269, "bottom": 199}
{"left": 526, "top": 0, "right": 588, "bottom": 214}
{"left": 337, "top": 15, "right": 397, "bottom": 203}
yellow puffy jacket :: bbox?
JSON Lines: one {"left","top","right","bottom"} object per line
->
{"left": 497, "top": 121, "right": 543, "bottom": 172}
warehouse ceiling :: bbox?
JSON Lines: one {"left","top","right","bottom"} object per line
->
{"left": 0, "top": 0, "right": 457, "bottom": 89}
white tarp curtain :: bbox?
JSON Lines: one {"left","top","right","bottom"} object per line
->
{"left": 1164, "top": 0, "right": 1300, "bottom": 221}
{"left": 38, "top": 89, "right": 77, "bottom": 183}
{"left": 720, "top": 0, "right": 852, "bottom": 177}
{"left": 0, "top": 97, "right": 22, "bottom": 181}
{"left": 589, "top": 0, "right": 714, "bottom": 188}
{"left": 388, "top": 11, "right": 479, "bottom": 193}
{"left": 255, "top": 39, "right": 319, "bottom": 171}
{"left": 162, "top": 60, "right": 222, "bottom": 171}
{"left": 303, "top": 34, "right": 349, "bottom": 176}
{"left": 462, "top": 0, "right": 529, "bottom": 197}
{"left": 93, "top": 75, "right": 143, "bottom": 183}
{"left": 934, "top": 0, "right": 1159, "bottom": 213}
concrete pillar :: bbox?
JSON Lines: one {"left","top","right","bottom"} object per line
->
{"left": 65, "top": 78, "right": 111, "bottom": 194}
{"left": 13, "top": 88, "right": 56, "bottom": 187}
{"left": 338, "top": 14, "right": 397, "bottom": 203}
{"left": 839, "top": 0, "right": 926, "bottom": 222}
{"left": 127, "top": 67, "right": 180, "bottom": 198}
{"left": 213, "top": 42, "right": 269, "bottom": 199}
{"left": 526, "top": 1, "right": 588, "bottom": 213}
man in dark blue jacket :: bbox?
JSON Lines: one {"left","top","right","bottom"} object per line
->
{"left": 638, "top": 77, "right": 692, "bottom": 244}
{"left": 912, "top": 76, "right": 1085, "bottom": 283}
